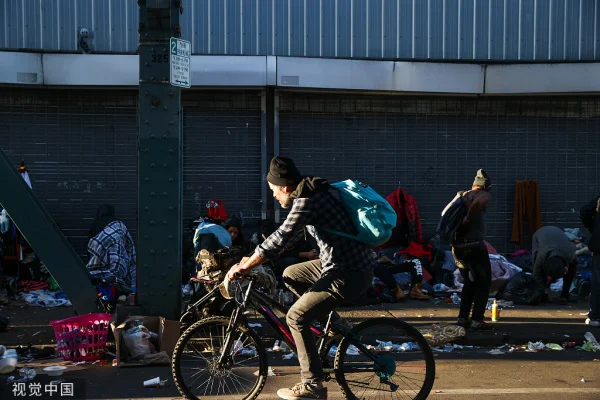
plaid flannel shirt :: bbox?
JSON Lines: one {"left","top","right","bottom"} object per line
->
{"left": 86, "top": 220, "right": 137, "bottom": 287}
{"left": 257, "top": 190, "right": 377, "bottom": 274}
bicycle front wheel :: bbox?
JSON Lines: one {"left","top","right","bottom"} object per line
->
{"left": 172, "top": 316, "right": 268, "bottom": 400}
{"left": 334, "top": 317, "right": 435, "bottom": 400}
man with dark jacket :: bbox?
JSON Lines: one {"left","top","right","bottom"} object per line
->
{"left": 452, "top": 169, "right": 493, "bottom": 331}
{"left": 228, "top": 157, "right": 377, "bottom": 400}
{"left": 531, "top": 226, "right": 577, "bottom": 304}
{"left": 580, "top": 195, "right": 600, "bottom": 327}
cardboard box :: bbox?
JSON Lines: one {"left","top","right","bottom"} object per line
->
{"left": 112, "top": 315, "right": 181, "bottom": 367}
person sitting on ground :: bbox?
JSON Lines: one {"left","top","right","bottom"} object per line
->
{"left": 372, "top": 250, "right": 430, "bottom": 301}
{"left": 259, "top": 219, "right": 320, "bottom": 277}
{"left": 223, "top": 215, "right": 255, "bottom": 252}
{"left": 532, "top": 225, "right": 577, "bottom": 305}
{"left": 193, "top": 216, "right": 232, "bottom": 255}
{"left": 86, "top": 205, "right": 136, "bottom": 293}
{"left": 227, "top": 156, "right": 377, "bottom": 400}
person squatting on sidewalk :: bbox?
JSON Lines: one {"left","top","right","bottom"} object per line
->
{"left": 580, "top": 195, "right": 600, "bottom": 327}
{"left": 452, "top": 169, "right": 493, "bottom": 332}
{"left": 531, "top": 225, "right": 577, "bottom": 304}
{"left": 227, "top": 156, "right": 378, "bottom": 400}
{"left": 372, "top": 250, "right": 430, "bottom": 301}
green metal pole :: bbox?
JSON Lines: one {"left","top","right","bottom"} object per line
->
{"left": 136, "top": 0, "right": 183, "bottom": 320}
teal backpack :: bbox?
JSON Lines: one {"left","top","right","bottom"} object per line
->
{"left": 321, "top": 180, "right": 396, "bottom": 247}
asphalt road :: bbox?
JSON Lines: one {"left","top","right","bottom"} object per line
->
{"left": 4, "top": 347, "right": 592, "bottom": 400}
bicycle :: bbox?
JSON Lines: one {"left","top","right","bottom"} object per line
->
{"left": 172, "top": 272, "right": 436, "bottom": 400}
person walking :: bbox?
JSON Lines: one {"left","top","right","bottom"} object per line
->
{"left": 452, "top": 169, "right": 493, "bottom": 331}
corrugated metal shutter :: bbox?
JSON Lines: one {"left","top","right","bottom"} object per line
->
{"left": 182, "top": 91, "right": 263, "bottom": 229}
{"left": 0, "top": 89, "right": 263, "bottom": 257}
{"left": 279, "top": 93, "right": 600, "bottom": 252}
{"left": 0, "top": 88, "right": 138, "bottom": 256}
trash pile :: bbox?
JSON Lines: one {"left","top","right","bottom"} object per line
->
{"left": 417, "top": 323, "right": 467, "bottom": 346}
{"left": 19, "top": 290, "right": 71, "bottom": 308}
{"left": 370, "top": 340, "right": 419, "bottom": 353}
{"left": 479, "top": 332, "right": 600, "bottom": 355}
{"left": 268, "top": 340, "right": 296, "bottom": 360}
{"left": 120, "top": 318, "right": 170, "bottom": 364}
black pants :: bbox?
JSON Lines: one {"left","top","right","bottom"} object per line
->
{"left": 590, "top": 255, "right": 600, "bottom": 320}
{"left": 453, "top": 242, "right": 491, "bottom": 322}
{"left": 373, "top": 260, "right": 423, "bottom": 290}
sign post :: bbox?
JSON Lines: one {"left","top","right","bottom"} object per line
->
{"left": 136, "top": 0, "right": 186, "bottom": 320}
{"left": 170, "top": 38, "right": 191, "bottom": 88}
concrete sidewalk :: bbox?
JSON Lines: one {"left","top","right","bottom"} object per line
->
{"left": 0, "top": 295, "right": 595, "bottom": 349}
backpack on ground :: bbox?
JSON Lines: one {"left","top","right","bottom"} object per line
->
{"left": 435, "top": 190, "right": 470, "bottom": 243}
{"left": 321, "top": 180, "right": 396, "bottom": 247}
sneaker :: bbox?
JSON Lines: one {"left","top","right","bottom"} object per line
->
{"left": 469, "top": 320, "right": 494, "bottom": 331}
{"left": 558, "top": 295, "right": 577, "bottom": 304}
{"left": 456, "top": 317, "right": 470, "bottom": 329}
{"left": 585, "top": 318, "right": 600, "bottom": 327}
{"left": 277, "top": 382, "right": 328, "bottom": 400}
{"left": 391, "top": 286, "right": 406, "bottom": 302}
{"left": 409, "top": 283, "right": 430, "bottom": 300}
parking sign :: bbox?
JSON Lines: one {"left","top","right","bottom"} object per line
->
{"left": 170, "top": 38, "right": 191, "bottom": 88}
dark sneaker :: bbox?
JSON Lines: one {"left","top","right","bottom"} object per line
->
{"left": 558, "top": 295, "right": 577, "bottom": 304}
{"left": 456, "top": 317, "right": 470, "bottom": 329}
{"left": 469, "top": 320, "right": 494, "bottom": 331}
{"left": 277, "top": 382, "right": 328, "bottom": 400}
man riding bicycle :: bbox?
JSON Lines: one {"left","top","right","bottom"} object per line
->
{"left": 228, "top": 156, "right": 378, "bottom": 400}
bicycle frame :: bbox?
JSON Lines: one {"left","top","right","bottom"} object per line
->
{"left": 213, "top": 279, "right": 382, "bottom": 376}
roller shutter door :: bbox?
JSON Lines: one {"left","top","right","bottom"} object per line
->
{"left": 279, "top": 93, "right": 600, "bottom": 251}
{"left": 0, "top": 88, "right": 138, "bottom": 256}
{"left": 182, "top": 91, "right": 263, "bottom": 230}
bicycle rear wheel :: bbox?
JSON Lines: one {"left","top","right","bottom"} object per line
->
{"left": 334, "top": 317, "right": 435, "bottom": 400}
{"left": 172, "top": 316, "right": 268, "bottom": 400}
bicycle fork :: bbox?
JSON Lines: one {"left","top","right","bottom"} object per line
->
{"left": 216, "top": 280, "right": 254, "bottom": 368}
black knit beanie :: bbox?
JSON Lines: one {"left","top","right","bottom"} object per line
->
{"left": 267, "top": 156, "right": 302, "bottom": 187}
{"left": 473, "top": 169, "right": 491, "bottom": 188}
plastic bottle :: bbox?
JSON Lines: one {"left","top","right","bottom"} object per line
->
{"left": 584, "top": 332, "right": 599, "bottom": 346}
{"left": 272, "top": 340, "right": 281, "bottom": 351}
{"left": 128, "top": 285, "right": 137, "bottom": 306}
{"left": 400, "top": 342, "right": 414, "bottom": 352}
{"left": 284, "top": 291, "right": 295, "bottom": 306}
{"left": 451, "top": 293, "right": 460, "bottom": 304}
{"left": 491, "top": 299, "right": 499, "bottom": 322}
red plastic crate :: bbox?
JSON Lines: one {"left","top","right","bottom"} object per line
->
{"left": 50, "top": 313, "right": 112, "bottom": 362}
